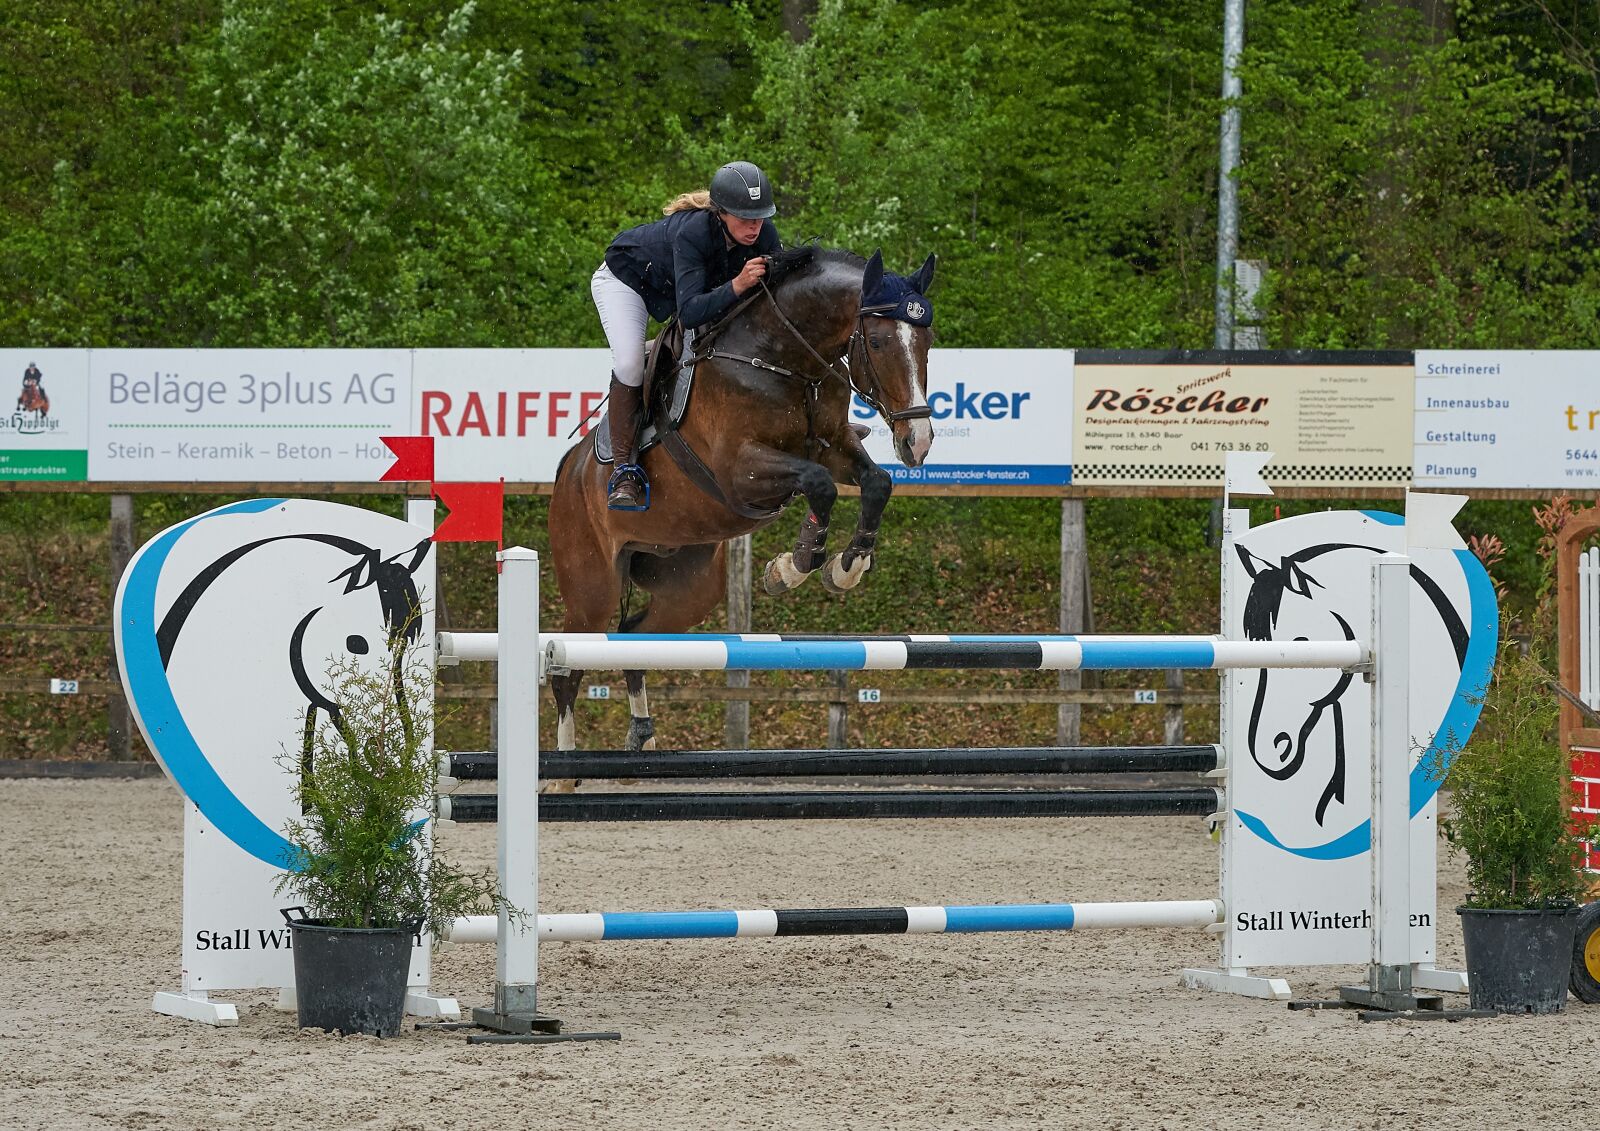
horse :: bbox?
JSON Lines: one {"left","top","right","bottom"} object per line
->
{"left": 547, "top": 245, "right": 937, "bottom": 755}
{"left": 18, "top": 367, "right": 48, "bottom": 416}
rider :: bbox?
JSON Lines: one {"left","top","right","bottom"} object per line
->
{"left": 591, "top": 160, "right": 782, "bottom": 510}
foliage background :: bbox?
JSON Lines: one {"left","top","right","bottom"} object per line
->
{"left": 2, "top": 0, "right": 1596, "bottom": 756}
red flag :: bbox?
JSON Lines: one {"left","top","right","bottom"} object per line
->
{"left": 432, "top": 481, "right": 503, "bottom": 545}
{"left": 379, "top": 435, "right": 435, "bottom": 483}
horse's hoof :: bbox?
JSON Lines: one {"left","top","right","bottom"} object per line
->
{"left": 820, "top": 552, "right": 871, "bottom": 595}
{"left": 625, "top": 717, "right": 656, "bottom": 752}
{"left": 762, "top": 553, "right": 812, "bottom": 595}
{"left": 539, "top": 779, "right": 579, "bottom": 795}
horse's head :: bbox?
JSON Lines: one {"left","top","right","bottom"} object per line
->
{"left": 291, "top": 538, "right": 431, "bottom": 721}
{"left": 853, "top": 250, "right": 936, "bottom": 467}
{"left": 754, "top": 246, "right": 936, "bottom": 467}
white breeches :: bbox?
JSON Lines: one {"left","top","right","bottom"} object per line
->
{"left": 591, "top": 261, "right": 650, "bottom": 388}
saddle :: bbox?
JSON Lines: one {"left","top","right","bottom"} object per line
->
{"left": 594, "top": 317, "right": 694, "bottom": 464}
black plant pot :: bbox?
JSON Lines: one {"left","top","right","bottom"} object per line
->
{"left": 1458, "top": 904, "right": 1580, "bottom": 1014}
{"left": 288, "top": 913, "right": 417, "bottom": 1037}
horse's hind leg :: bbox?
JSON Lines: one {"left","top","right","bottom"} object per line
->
{"left": 622, "top": 670, "right": 655, "bottom": 751}
{"left": 625, "top": 544, "right": 728, "bottom": 751}
{"left": 550, "top": 670, "right": 583, "bottom": 751}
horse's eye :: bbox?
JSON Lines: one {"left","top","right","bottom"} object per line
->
{"left": 869, "top": 336, "right": 883, "bottom": 349}
{"left": 346, "top": 635, "right": 370, "bottom": 655}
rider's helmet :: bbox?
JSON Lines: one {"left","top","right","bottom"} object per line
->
{"left": 709, "top": 161, "right": 776, "bottom": 220}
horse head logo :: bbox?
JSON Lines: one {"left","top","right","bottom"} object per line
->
{"left": 1230, "top": 511, "right": 1492, "bottom": 859}
{"left": 118, "top": 500, "right": 434, "bottom": 869}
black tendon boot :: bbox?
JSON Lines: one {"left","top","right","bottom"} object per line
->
{"left": 605, "top": 376, "right": 650, "bottom": 511}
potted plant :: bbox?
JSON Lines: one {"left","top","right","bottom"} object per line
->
{"left": 274, "top": 623, "right": 515, "bottom": 1036}
{"left": 1438, "top": 637, "right": 1591, "bottom": 1014}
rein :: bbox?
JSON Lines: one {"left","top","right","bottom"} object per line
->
{"left": 690, "top": 281, "right": 932, "bottom": 459}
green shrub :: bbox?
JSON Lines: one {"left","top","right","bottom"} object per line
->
{"left": 274, "top": 626, "right": 514, "bottom": 938}
{"left": 1439, "top": 640, "right": 1591, "bottom": 910}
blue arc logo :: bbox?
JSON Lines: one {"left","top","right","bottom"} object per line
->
{"left": 120, "top": 500, "right": 298, "bottom": 869}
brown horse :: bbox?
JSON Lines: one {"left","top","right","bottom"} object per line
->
{"left": 548, "top": 246, "right": 937, "bottom": 753}
{"left": 17, "top": 367, "right": 48, "bottom": 416}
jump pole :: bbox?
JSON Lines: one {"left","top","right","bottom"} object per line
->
{"left": 440, "top": 745, "right": 1223, "bottom": 781}
{"left": 447, "top": 900, "right": 1224, "bottom": 944}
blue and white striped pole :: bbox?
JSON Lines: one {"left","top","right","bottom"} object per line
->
{"left": 542, "top": 634, "right": 1366, "bottom": 673}
{"left": 447, "top": 899, "right": 1222, "bottom": 944}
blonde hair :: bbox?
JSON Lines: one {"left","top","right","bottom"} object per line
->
{"left": 663, "top": 189, "right": 712, "bottom": 215}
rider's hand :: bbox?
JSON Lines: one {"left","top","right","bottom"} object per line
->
{"left": 732, "top": 255, "right": 768, "bottom": 296}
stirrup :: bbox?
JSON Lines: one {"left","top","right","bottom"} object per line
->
{"left": 607, "top": 464, "right": 650, "bottom": 511}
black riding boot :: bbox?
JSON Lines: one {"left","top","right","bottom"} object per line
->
{"left": 605, "top": 376, "right": 649, "bottom": 511}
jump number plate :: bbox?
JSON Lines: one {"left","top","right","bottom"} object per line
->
{"left": 857, "top": 688, "right": 881, "bottom": 703}
{"left": 49, "top": 679, "right": 80, "bottom": 695}
{"left": 587, "top": 685, "right": 611, "bottom": 700}
{"left": 1133, "top": 689, "right": 1159, "bottom": 704}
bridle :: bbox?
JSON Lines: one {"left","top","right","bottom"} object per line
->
{"left": 847, "top": 303, "right": 935, "bottom": 425}
{"left": 691, "top": 279, "right": 932, "bottom": 458}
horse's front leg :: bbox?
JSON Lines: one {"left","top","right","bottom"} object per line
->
{"left": 818, "top": 433, "right": 893, "bottom": 595}
{"left": 744, "top": 448, "right": 837, "bottom": 595}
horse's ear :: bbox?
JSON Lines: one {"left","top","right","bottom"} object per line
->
{"left": 333, "top": 549, "right": 379, "bottom": 593}
{"left": 861, "top": 249, "right": 884, "bottom": 301}
{"left": 1285, "top": 560, "right": 1323, "bottom": 597}
{"left": 911, "top": 253, "right": 936, "bottom": 294}
{"left": 1235, "top": 544, "right": 1267, "bottom": 578}
{"left": 395, "top": 539, "right": 432, "bottom": 577}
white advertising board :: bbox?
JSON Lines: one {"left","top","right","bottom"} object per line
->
{"left": 855, "top": 349, "right": 1072, "bottom": 486}
{"left": 410, "top": 349, "right": 609, "bottom": 482}
{"left": 87, "top": 350, "right": 412, "bottom": 481}
{"left": 1414, "top": 350, "right": 1600, "bottom": 490}
{"left": 1218, "top": 508, "right": 1496, "bottom": 968}
{"left": 0, "top": 348, "right": 89, "bottom": 480}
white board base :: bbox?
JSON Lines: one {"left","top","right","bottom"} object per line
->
{"left": 1179, "top": 967, "right": 1293, "bottom": 1001}
{"left": 153, "top": 990, "right": 239, "bottom": 1027}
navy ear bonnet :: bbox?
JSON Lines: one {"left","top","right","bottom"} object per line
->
{"left": 864, "top": 272, "right": 933, "bottom": 327}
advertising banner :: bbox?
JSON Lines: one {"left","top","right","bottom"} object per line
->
{"left": 87, "top": 350, "right": 412, "bottom": 482}
{"left": 0, "top": 349, "right": 89, "bottom": 481}
{"left": 1071, "top": 351, "right": 1413, "bottom": 490}
{"left": 411, "top": 349, "right": 609, "bottom": 482}
{"left": 1413, "top": 350, "right": 1600, "bottom": 490}
{"left": 856, "top": 349, "right": 1072, "bottom": 486}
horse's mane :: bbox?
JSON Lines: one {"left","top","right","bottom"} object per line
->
{"left": 764, "top": 244, "right": 864, "bottom": 292}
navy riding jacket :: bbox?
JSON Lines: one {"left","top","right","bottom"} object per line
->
{"left": 604, "top": 208, "right": 781, "bottom": 329}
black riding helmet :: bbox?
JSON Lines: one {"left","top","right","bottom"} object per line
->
{"left": 709, "top": 161, "right": 776, "bottom": 219}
